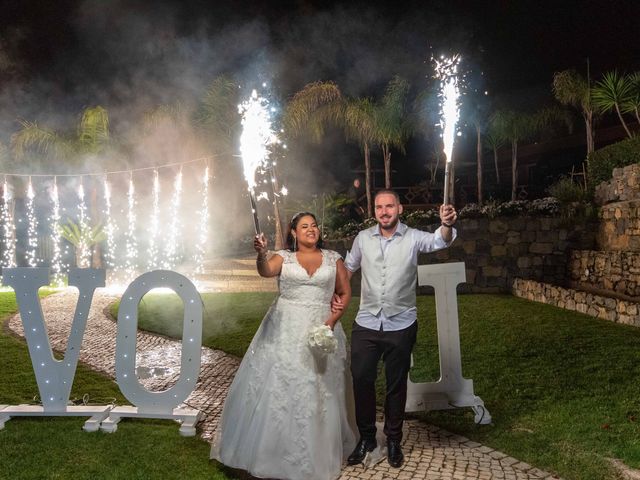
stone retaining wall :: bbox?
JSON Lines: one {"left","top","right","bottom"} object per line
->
{"left": 595, "top": 163, "right": 640, "bottom": 206}
{"left": 569, "top": 250, "right": 640, "bottom": 299}
{"left": 512, "top": 278, "right": 640, "bottom": 327}
{"left": 328, "top": 216, "right": 596, "bottom": 294}
{"left": 598, "top": 200, "right": 640, "bottom": 251}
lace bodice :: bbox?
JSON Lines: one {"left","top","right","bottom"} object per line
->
{"left": 275, "top": 249, "right": 342, "bottom": 306}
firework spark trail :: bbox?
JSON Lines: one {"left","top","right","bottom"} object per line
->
{"left": 103, "top": 177, "right": 118, "bottom": 282}
{"left": 25, "top": 177, "right": 39, "bottom": 267}
{"left": 147, "top": 169, "right": 160, "bottom": 271}
{"left": 76, "top": 179, "right": 91, "bottom": 268}
{"left": 163, "top": 168, "right": 183, "bottom": 269}
{"left": 434, "top": 54, "right": 461, "bottom": 204}
{"left": 1, "top": 177, "right": 16, "bottom": 270}
{"left": 239, "top": 88, "right": 277, "bottom": 234}
{"left": 193, "top": 166, "right": 209, "bottom": 276}
{"left": 124, "top": 173, "right": 138, "bottom": 282}
{"left": 49, "top": 177, "right": 64, "bottom": 286}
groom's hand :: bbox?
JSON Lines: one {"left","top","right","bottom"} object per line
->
{"left": 330, "top": 293, "right": 344, "bottom": 314}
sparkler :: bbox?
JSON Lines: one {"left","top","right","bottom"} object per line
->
{"left": 1, "top": 176, "right": 16, "bottom": 270}
{"left": 49, "top": 177, "right": 64, "bottom": 287}
{"left": 77, "top": 178, "right": 90, "bottom": 268}
{"left": 25, "top": 177, "right": 38, "bottom": 267}
{"left": 103, "top": 176, "right": 118, "bottom": 282}
{"left": 193, "top": 165, "right": 209, "bottom": 275}
{"left": 163, "top": 167, "right": 183, "bottom": 269}
{"left": 124, "top": 172, "right": 138, "bottom": 281}
{"left": 239, "top": 89, "right": 277, "bottom": 235}
{"left": 147, "top": 169, "right": 160, "bottom": 271}
{"left": 435, "top": 54, "right": 461, "bottom": 205}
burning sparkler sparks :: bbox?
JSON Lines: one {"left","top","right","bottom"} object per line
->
{"left": 147, "top": 169, "right": 160, "bottom": 271}
{"left": 49, "top": 177, "right": 64, "bottom": 287}
{"left": 1, "top": 177, "right": 16, "bottom": 270}
{"left": 163, "top": 167, "right": 183, "bottom": 270}
{"left": 193, "top": 165, "right": 209, "bottom": 276}
{"left": 76, "top": 178, "right": 91, "bottom": 268}
{"left": 434, "top": 54, "right": 461, "bottom": 204}
{"left": 25, "top": 177, "right": 39, "bottom": 267}
{"left": 124, "top": 173, "right": 138, "bottom": 281}
{"left": 239, "top": 89, "right": 277, "bottom": 235}
{"left": 103, "top": 177, "right": 118, "bottom": 282}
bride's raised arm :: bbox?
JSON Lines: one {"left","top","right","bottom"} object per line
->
{"left": 254, "top": 234, "right": 284, "bottom": 277}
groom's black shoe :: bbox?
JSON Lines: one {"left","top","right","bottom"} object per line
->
{"left": 347, "top": 438, "right": 377, "bottom": 465}
{"left": 387, "top": 439, "right": 404, "bottom": 468}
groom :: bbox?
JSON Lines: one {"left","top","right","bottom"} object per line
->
{"left": 335, "top": 189, "right": 457, "bottom": 468}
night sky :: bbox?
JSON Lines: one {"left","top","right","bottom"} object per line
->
{"left": 0, "top": 0, "right": 638, "bottom": 187}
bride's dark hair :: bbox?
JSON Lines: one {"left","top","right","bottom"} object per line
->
{"left": 286, "top": 212, "right": 323, "bottom": 252}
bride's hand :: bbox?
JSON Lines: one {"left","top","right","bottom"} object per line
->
{"left": 324, "top": 319, "right": 336, "bottom": 331}
{"left": 330, "top": 293, "right": 344, "bottom": 314}
{"left": 254, "top": 233, "right": 268, "bottom": 254}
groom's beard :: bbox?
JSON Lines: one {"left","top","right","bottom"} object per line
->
{"left": 378, "top": 215, "right": 399, "bottom": 232}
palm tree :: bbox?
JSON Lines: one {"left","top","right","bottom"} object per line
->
{"left": 552, "top": 69, "right": 598, "bottom": 155}
{"left": 342, "top": 97, "right": 377, "bottom": 217}
{"left": 59, "top": 219, "right": 106, "bottom": 268}
{"left": 194, "top": 75, "right": 242, "bottom": 152}
{"left": 12, "top": 106, "right": 111, "bottom": 162}
{"left": 484, "top": 129, "right": 505, "bottom": 185}
{"left": 592, "top": 71, "right": 634, "bottom": 138}
{"left": 285, "top": 82, "right": 379, "bottom": 215}
{"left": 283, "top": 81, "right": 343, "bottom": 143}
{"left": 491, "top": 107, "right": 569, "bottom": 201}
{"left": 374, "top": 76, "right": 412, "bottom": 189}
{"left": 623, "top": 71, "right": 640, "bottom": 124}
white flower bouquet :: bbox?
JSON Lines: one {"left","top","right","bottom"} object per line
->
{"left": 307, "top": 324, "right": 338, "bottom": 355}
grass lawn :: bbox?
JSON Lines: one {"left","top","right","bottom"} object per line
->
{"left": 122, "top": 291, "right": 640, "bottom": 480}
{"left": 0, "top": 292, "right": 232, "bottom": 480}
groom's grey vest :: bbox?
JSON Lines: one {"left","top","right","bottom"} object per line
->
{"left": 359, "top": 226, "right": 417, "bottom": 317}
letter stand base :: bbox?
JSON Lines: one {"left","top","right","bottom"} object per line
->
{"left": 0, "top": 405, "right": 112, "bottom": 432}
{"left": 100, "top": 406, "right": 201, "bottom": 436}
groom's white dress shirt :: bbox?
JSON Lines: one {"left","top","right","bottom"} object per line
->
{"left": 344, "top": 222, "right": 456, "bottom": 332}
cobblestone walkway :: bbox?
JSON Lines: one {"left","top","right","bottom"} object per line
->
{"left": 6, "top": 288, "right": 559, "bottom": 480}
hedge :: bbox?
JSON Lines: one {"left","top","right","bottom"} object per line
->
{"left": 587, "top": 136, "right": 640, "bottom": 191}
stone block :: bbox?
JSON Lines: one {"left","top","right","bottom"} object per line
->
{"left": 491, "top": 245, "right": 507, "bottom": 257}
{"left": 529, "top": 242, "right": 553, "bottom": 254}
{"left": 483, "top": 265, "right": 504, "bottom": 277}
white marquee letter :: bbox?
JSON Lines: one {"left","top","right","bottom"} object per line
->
{"left": 3, "top": 268, "right": 105, "bottom": 410}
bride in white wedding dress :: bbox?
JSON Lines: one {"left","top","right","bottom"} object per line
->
{"left": 211, "top": 212, "right": 356, "bottom": 480}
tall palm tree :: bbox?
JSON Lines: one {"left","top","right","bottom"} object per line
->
{"left": 484, "top": 129, "right": 505, "bottom": 185}
{"left": 592, "top": 71, "right": 634, "bottom": 138}
{"left": 374, "top": 76, "right": 412, "bottom": 189}
{"left": 342, "top": 97, "right": 376, "bottom": 217}
{"left": 284, "top": 82, "right": 380, "bottom": 215}
{"left": 552, "top": 69, "right": 598, "bottom": 155}
{"left": 491, "top": 107, "right": 569, "bottom": 201}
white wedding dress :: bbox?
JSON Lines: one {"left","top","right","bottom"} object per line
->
{"left": 211, "top": 249, "right": 356, "bottom": 480}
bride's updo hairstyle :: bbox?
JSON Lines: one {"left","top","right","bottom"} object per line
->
{"left": 286, "top": 211, "right": 324, "bottom": 252}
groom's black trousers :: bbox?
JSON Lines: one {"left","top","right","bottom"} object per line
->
{"left": 350, "top": 321, "right": 418, "bottom": 443}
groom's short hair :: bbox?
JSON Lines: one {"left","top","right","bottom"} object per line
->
{"left": 374, "top": 189, "right": 401, "bottom": 204}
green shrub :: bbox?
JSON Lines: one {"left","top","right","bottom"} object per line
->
{"left": 587, "top": 136, "right": 640, "bottom": 190}
{"left": 548, "top": 176, "right": 589, "bottom": 204}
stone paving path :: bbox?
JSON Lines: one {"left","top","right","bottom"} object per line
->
{"left": 5, "top": 279, "right": 560, "bottom": 479}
